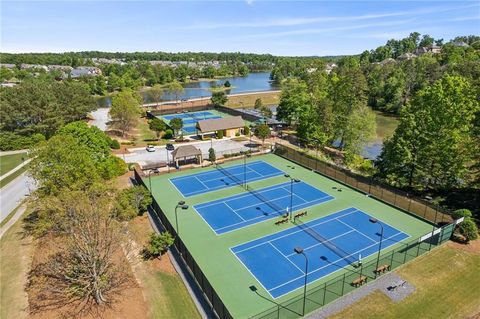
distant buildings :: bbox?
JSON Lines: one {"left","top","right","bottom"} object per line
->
{"left": 0, "top": 63, "right": 15, "bottom": 69}
{"left": 415, "top": 45, "right": 442, "bottom": 56}
{"left": 70, "top": 66, "right": 102, "bottom": 78}
{"left": 397, "top": 52, "right": 417, "bottom": 61}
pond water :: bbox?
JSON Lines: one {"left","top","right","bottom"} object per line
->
{"left": 361, "top": 111, "right": 398, "bottom": 160}
{"left": 94, "top": 72, "right": 397, "bottom": 159}
{"left": 95, "top": 72, "right": 277, "bottom": 107}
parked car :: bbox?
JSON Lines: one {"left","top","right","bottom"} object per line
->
{"left": 146, "top": 145, "right": 156, "bottom": 152}
{"left": 166, "top": 144, "right": 175, "bottom": 151}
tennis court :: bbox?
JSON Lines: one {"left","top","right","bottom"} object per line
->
{"left": 232, "top": 207, "right": 409, "bottom": 298}
{"left": 170, "top": 160, "right": 284, "bottom": 197}
{"left": 160, "top": 111, "right": 223, "bottom": 134}
{"left": 194, "top": 181, "right": 334, "bottom": 234}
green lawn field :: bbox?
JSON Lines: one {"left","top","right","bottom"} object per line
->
{"left": 0, "top": 153, "right": 27, "bottom": 176}
{"left": 146, "top": 153, "right": 435, "bottom": 318}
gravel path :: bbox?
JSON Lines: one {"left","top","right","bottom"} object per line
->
{"left": 306, "top": 273, "right": 415, "bottom": 319}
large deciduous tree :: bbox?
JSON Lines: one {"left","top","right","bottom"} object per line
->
{"left": 277, "top": 78, "right": 310, "bottom": 126}
{"left": 378, "top": 75, "right": 479, "bottom": 189}
{"left": 109, "top": 89, "right": 142, "bottom": 136}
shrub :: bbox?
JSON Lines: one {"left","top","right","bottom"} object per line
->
{"left": 224, "top": 80, "right": 231, "bottom": 87}
{"left": 0, "top": 132, "right": 45, "bottom": 151}
{"left": 110, "top": 138, "right": 121, "bottom": 149}
{"left": 217, "top": 130, "right": 224, "bottom": 139}
{"left": 208, "top": 148, "right": 216, "bottom": 162}
{"left": 145, "top": 232, "right": 175, "bottom": 258}
{"left": 113, "top": 185, "right": 152, "bottom": 221}
{"left": 163, "top": 129, "right": 173, "bottom": 139}
{"left": 458, "top": 219, "right": 479, "bottom": 242}
{"left": 235, "top": 132, "right": 240, "bottom": 137}
{"left": 244, "top": 125, "right": 250, "bottom": 135}
{"left": 452, "top": 209, "right": 473, "bottom": 219}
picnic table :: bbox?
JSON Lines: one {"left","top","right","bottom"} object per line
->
{"left": 374, "top": 264, "right": 391, "bottom": 274}
{"left": 351, "top": 275, "right": 367, "bottom": 287}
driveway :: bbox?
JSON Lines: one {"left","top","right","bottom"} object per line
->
{"left": 119, "top": 138, "right": 255, "bottom": 165}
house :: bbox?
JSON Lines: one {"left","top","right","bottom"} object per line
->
{"left": 70, "top": 66, "right": 102, "bottom": 78}
{"left": 325, "top": 62, "right": 337, "bottom": 74}
{"left": 0, "top": 63, "right": 16, "bottom": 69}
{"left": 20, "top": 64, "right": 48, "bottom": 71}
{"left": 452, "top": 41, "right": 469, "bottom": 47}
{"left": 196, "top": 116, "right": 245, "bottom": 139}
{"left": 415, "top": 45, "right": 442, "bottom": 56}
{"left": 397, "top": 52, "right": 417, "bottom": 61}
{"left": 47, "top": 65, "right": 73, "bottom": 72}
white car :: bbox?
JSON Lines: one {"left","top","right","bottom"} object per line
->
{"left": 146, "top": 145, "right": 156, "bottom": 152}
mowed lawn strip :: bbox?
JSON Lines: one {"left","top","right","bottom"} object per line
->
{"left": 0, "top": 212, "right": 32, "bottom": 319}
{"left": 329, "top": 243, "right": 480, "bottom": 319}
{"left": 0, "top": 153, "right": 27, "bottom": 175}
{"left": 128, "top": 216, "right": 201, "bottom": 319}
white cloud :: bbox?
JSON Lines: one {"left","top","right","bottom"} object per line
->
{"left": 177, "top": 3, "right": 479, "bottom": 30}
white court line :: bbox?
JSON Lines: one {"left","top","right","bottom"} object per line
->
{"left": 283, "top": 229, "right": 356, "bottom": 258}
{"left": 232, "top": 209, "right": 358, "bottom": 254}
{"left": 213, "top": 193, "right": 334, "bottom": 233}
{"left": 335, "top": 218, "right": 377, "bottom": 244}
{"left": 195, "top": 182, "right": 291, "bottom": 209}
{"left": 224, "top": 201, "right": 246, "bottom": 221}
{"left": 269, "top": 243, "right": 306, "bottom": 275}
{"left": 194, "top": 176, "right": 210, "bottom": 189}
{"left": 267, "top": 231, "right": 405, "bottom": 294}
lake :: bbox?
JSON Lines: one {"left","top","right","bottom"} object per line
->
{"left": 95, "top": 72, "right": 397, "bottom": 159}
{"left": 96, "top": 72, "right": 277, "bottom": 107}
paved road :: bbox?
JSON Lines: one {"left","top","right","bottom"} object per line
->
{"left": 119, "top": 138, "right": 255, "bottom": 165}
{"left": 0, "top": 172, "right": 36, "bottom": 223}
{"left": 0, "top": 149, "right": 28, "bottom": 156}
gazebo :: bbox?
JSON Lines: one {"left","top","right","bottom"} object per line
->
{"left": 171, "top": 145, "right": 203, "bottom": 166}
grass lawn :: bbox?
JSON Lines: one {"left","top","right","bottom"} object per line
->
{"left": 226, "top": 91, "right": 280, "bottom": 108}
{"left": 0, "top": 153, "right": 27, "bottom": 175}
{"left": 128, "top": 216, "right": 201, "bottom": 319}
{"left": 0, "top": 211, "right": 32, "bottom": 319}
{"left": 0, "top": 165, "right": 28, "bottom": 189}
{"left": 330, "top": 243, "right": 480, "bottom": 319}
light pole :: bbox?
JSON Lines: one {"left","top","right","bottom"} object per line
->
{"left": 166, "top": 147, "right": 171, "bottom": 173}
{"left": 148, "top": 170, "right": 153, "bottom": 191}
{"left": 242, "top": 151, "right": 251, "bottom": 188}
{"left": 369, "top": 218, "right": 384, "bottom": 277}
{"left": 294, "top": 247, "right": 308, "bottom": 316}
{"left": 285, "top": 174, "right": 300, "bottom": 220}
{"left": 175, "top": 201, "right": 189, "bottom": 236}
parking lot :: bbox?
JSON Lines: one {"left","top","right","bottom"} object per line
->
{"left": 118, "top": 138, "right": 255, "bottom": 165}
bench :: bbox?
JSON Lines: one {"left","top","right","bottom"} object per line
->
{"left": 351, "top": 276, "right": 367, "bottom": 287}
{"left": 275, "top": 217, "right": 289, "bottom": 226}
{"left": 374, "top": 264, "right": 391, "bottom": 274}
{"left": 294, "top": 211, "right": 307, "bottom": 219}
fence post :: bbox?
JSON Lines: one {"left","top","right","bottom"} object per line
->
{"left": 389, "top": 250, "right": 395, "bottom": 268}
{"left": 341, "top": 274, "right": 346, "bottom": 295}
{"left": 408, "top": 197, "right": 412, "bottom": 212}
{"left": 322, "top": 282, "right": 327, "bottom": 305}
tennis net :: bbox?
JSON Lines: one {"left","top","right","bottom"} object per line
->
{"left": 246, "top": 184, "right": 287, "bottom": 217}
{"left": 296, "top": 220, "right": 357, "bottom": 265}
{"left": 216, "top": 163, "right": 286, "bottom": 217}
{"left": 216, "top": 163, "right": 244, "bottom": 188}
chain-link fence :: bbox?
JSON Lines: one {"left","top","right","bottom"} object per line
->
{"left": 134, "top": 168, "right": 233, "bottom": 319}
{"left": 274, "top": 143, "right": 452, "bottom": 226}
{"left": 249, "top": 220, "right": 458, "bottom": 319}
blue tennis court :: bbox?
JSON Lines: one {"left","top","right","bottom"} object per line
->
{"left": 170, "top": 161, "right": 284, "bottom": 197}
{"left": 194, "top": 181, "right": 334, "bottom": 234}
{"left": 231, "top": 207, "right": 409, "bottom": 298}
{"left": 160, "top": 111, "right": 223, "bottom": 135}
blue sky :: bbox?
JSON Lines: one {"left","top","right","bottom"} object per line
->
{"left": 1, "top": 1, "right": 479, "bottom": 56}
